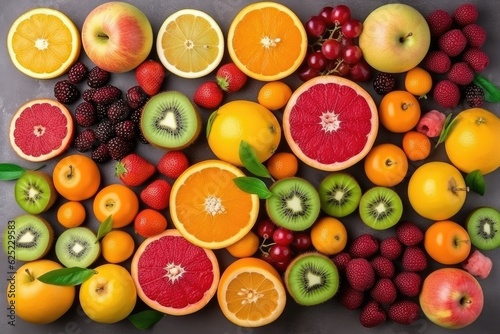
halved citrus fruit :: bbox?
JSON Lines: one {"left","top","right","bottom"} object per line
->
{"left": 156, "top": 9, "right": 224, "bottom": 78}
{"left": 7, "top": 7, "right": 81, "bottom": 79}
{"left": 283, "top": 75, "right": 378, "bottom": 171}
{"left": 169, "top": 159, "right": 260, "bottom": 249}
{"left": 9, "top": 98, "right": 74, "bottom": 162}
{"left": 131, "top": 229, "right": 219, "bottom": 315}
{"left": 217, "top": 257, "right": 287, "bottom": 327}
{"left": 227, "top": 2, "right": 308, "bottom": 81}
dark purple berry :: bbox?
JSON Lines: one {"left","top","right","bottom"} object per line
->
{"left": 74, "top": 101, "right": 97, "bottom": 127}
{"left": 91, "top": 143, "right": 111, "bottom": 163}
{"left": 126, "top": 86, "right": 148, "bottom": 110}
{"left": 95, "top": 119, "right": 115, "bottom": 143}
{"left": 465, "top": 84, "right": 485, "bottom": 108}
{"left": 87, "top": 66, "right": 110, "bottom": 88}
{"left": 373, "top": 72, "right": 396, "bottom": 95}
{"left": 107, "top": 136, "right": 134, "bottom": 160}
{"left": 68, "top": 62, "right": 88, "bottom": 84}
{"left": 54, "top": 80, "right": 79, "bottom": 104}
{"left": 114, "top": 120, "right": 136, "bottom": 140}
{"left": 107, "top": 99, "right": 130, "bottom": 123}
{"left": 73, "top": 129, "right": 97, "bottom": 152}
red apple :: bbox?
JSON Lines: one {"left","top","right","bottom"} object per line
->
{"left": 81, "top": 2, "right": 153, "bottom": 73}
{"left": 419, "top": 268, "right": 484, "bottom": 329}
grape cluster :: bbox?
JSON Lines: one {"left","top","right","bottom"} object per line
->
{"left": 298, "top": 5, "right": 372, "bottom": 82}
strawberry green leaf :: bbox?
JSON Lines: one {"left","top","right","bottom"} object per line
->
{"left": 435, "top": 113, "right": 456, "bottom": 148}
{"left": 233, "top": 176, "right": 273, "bottom": 199}
{"left": 0, "top": 163, "right": 27, "bottom": 180}
{"left": 37, "top": 267, "right": 96, "bottom": 286}
{"left": 239, "top": 141, "right": 272, "bottom": 179}
{"left": 128, "top": 309, "right": 164, "bottom": 330}
{"left": 473, "top": 73, "right": 500, "bottom": 103}
{"left": 465, "top": 170, "right": 485, "bottom": 196}
{"left": 95, "top": 215, "right": 113, "bottom": 243}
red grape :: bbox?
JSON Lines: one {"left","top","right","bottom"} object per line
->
{"left": 349, "top": 59, "right": 372, "bottom": 82}
{"left": 340, "top": 36, "right": 354, "bottom": 48}
{"left": 318, "top": 6, "right": 334, "bottom": 27}
{"left": 273, "top": 227, "right": 294, "bottom": 246}
{"left": 342, "top": 19, "right": 363, "bottom": 39}
{"left": 342, "top": 45, "right": 363, "bottom": 64}
{"left": 321, "top": 39, "right": 342, "bottom": 60}
{"left": 308, "top": 51, "right": 327, "bottom": 70}
{"left": 292, "top": 232, "right": 312, "bottom": 251}
{"left": 269, "top": 244, "right": 292, "bottom": 263}
{"left": 330, "top": 5, "right": 351, "bottom": 26}
{"left": 298, "top": 65, "right": 320, "bottom": 82}
{"left": 305, "top": 16, "right": 327, "bottom": 38}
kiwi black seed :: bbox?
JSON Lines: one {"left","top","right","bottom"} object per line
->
{"left": 359, "top": 186, "right": 403, "bottom": 230}
{"left": 14, "top": 171, "right": 57, "bottom": 214}
{"left": 2, "top": 214, "right": 53, "bottom": 261}
{"left": 284, "top": 252, "right": 339, "bottom": 306}
{"left": 266, "top": 177, "right": 321, "bottom": 231}
{"left": 55, "top": 227, "right": 100, "bottom": 268}
{"left": 466, "top": 206, "right": 500, "bottom": 251}
{"left": 318, "top": 172, "right": 362, "bottom": 218}
{"left": 140, "top": 91, "right": 201, "bottom": 149}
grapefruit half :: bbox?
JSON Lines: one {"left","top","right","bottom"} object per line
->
{"left": 131, "top": 229, "right": 220, "bottom": 316}
{"left": 283, "top": 76, "right": 378, "bottom": 171}
{"left": 9, "top": 98, "right": 74, "bottom": 162}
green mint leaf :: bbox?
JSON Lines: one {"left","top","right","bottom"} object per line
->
{"left": 473, "top": 73, "right": 500, "bottom": 103}
{"left": 239, "top": 141, "right": 272, "bottom": 179}
{"left": 0, "top": 163, "right": 27, "bottom": 180}
{"left": 435, "top": 113, "right": 457, "bottom": 148}
{"left": 37, "top": 267, "right": 96, "bottom": 286}
{"left": 128, "top": 309, "right": 164, "bottom": 330}
{"left": 96, "top": 215, "right": 113, "bottom": 243}
{"left": 233, "top": 176, "right": 273, "bottom": 199}
{"left": 465, "top": 170, "right": 485, "bottom": 196}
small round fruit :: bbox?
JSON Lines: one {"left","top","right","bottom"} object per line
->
{"left": 405, "top": 67, "right": 433, "bottom": 98}
{"left": 93, "top": 184, "right": 139, "bottom": 228}
{"left": 266, "top": 152, "right": 299, "bottom": 180}
{"left": 424, "top": 220, "right": 471, "bottom": 265}
{"left": 134, "top": 208, "right": 168, "bottom": 238}
{"left": 257, "top": 81, "right": 293, "bottom": 111}
{"left": 379, "top": 90, "right": 421, "bottom": 133}
{"left": 310, "top": 216, "right": 347, "bottom": 255}
{"left": 364, "top": 143, "right": 408, "bottom": 187}
{"left": 402, "top": 130, "right": 432, "bottom": 161}
{"left": 101, "top": 230, "right": 135, "bottom": 264}
{"left": 257, "top": 219, "right": 277, "bottom": 239}
{"left": 225, "top": 230, "right": 260, "bottom": 258}
{"left": 272, "top": 227, "right": 294, "bottom": 246}
{"left": 56, "top": 201, "right": 86, "bottom": 228}
{"left": 53, "top": 154, "right": 101, "bottom": 201}
{"left": 292, "top": 232, "right": 313, "bottom": 251}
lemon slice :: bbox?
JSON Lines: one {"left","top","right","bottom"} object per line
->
{"left": 156, "top": 9, "right": 224, "bottom": 79}
{"left": 7, "top": 7, "right": 81, "bottom": 79}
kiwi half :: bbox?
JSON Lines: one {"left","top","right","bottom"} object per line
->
{"left": 359, "top": 187, "right": 403, "bottom": 230}
{"left": 318, "top": 172, "right": 362, "bottom": 217}
{"left": 266, "top": 177, "right": 320, "bottom": 231}
{"left": 2, "top": 214, "right": 53, "bottom": 261}
{"left": 284, "top": 252, "right": 339, "bottom": 306}
{"left": 55, "top": 227, "right": 100, "bottom": 268}
{"left": 140, "top": 91, "right": 201, "bottom": 149}
{"left": 14, "top": 171, "right": 57, "bottom": 214}
{"left": 466, "top": 206, "right": 500, "bottom": 250}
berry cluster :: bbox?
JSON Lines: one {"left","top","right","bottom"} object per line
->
{"left": 298, "top": 5, "right": 371, "bottom": 83}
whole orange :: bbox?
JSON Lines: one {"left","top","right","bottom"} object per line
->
{"left": 310, "top": 216, "right": 347, "bottom": 255}
{"left": 134, "top": 208, "right": 168, "bottom": 238}
{"left": 424, "top": 220, "right": 471, "bottom": 265}
{"left": 93, "top": 184, "right": 139, "bottom": 228}
{"left": 53, "top": 154, "right": 101, "bottom": 201}
{"left": 364, "top": 143, "right": 408, "bottom": 187}
{"left": 56, "top": 201, "right": 86, "bottom": 228}
{"left": 225, "top": 230, "right": 260, "bottom": 258}
{"left": 379, "top": 90, "right": 421, "bottom": 133}
{"left": 101, "top": 230, "right": 135, "bottom": 264}
{"left": 404, "top": 67, "right": 433, "bottom": 98}
{"left": 258, "top": 81, "right": 293, "bottom": 111}
{"left": 266, "top": 152, "right": 299, "bottom": 180}
{"left": 402, "top": 130, "right": 432, "bottom": 161}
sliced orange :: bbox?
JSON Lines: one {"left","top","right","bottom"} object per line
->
{"left": 7, "top": 8, "right": 80, "bottom": 79}
{"left": 227, "top": 2, "right": 308, "bottom": 81}
{"left": 156, "top": 9, "right": 224, "bottom": 78}
{"left": 217, "top": 257, "right": 287, "bottom": 327}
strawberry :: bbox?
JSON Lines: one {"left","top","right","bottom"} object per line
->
{"left": 115, "top": 153, "right": 156, "bottom": 187}
{"left": 158, "top": 150, "right": 189, "bottom": 179}
{"left": 135, "top": 59, "right": 166, "bottom": 96}
{"left": 140, "top": 179, "right": 172, "bottom": 210}
{"left": 216, "top": 63, "right": 247, "bottom": 93}
{"left": 193, "top": 81, "right": 224, "bottom": 109}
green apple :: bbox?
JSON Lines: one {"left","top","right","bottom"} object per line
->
{"left": 359, "top": 3, "right": 430, "bottom": 73}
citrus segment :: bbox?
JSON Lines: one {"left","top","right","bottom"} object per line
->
{"left": 169, "top": 160, "right": 260, "bottom": 249}
{"left": 156, "top": 9, "right": 224, "bottom": 78}
{"left": 131, "top": 229, "right": 219, "bottom": 315}
{"left": 7, "top": 7, "right": 80, "bottom": 79}
{"left": 283, "top": 75, "right": 378, "bottom": 171}
{"left": 227, "top": 2, "right": 307, "bottom": 81}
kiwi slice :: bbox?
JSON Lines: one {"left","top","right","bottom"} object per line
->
{"left": 318, "top": 172, "right": 362, "bottom": 217}
{"left": 14, "top": 171, "right": 57, "bottom": 214}
{"left": 140, "top": 91, "right": 201, "bottom": 149}
{"left": 359, "top": 187, "right": 403, "bottom": 230}
{"left": 284, "top": 252, "right": 339, "bottom": 306}
{"left": 266, "top": 177, "right": 321, "bottom": 231}
{"left": 2, "top": 214, "right": 53, "bottom": 261}
{"left": 466, "top": 207, "right": 500, "bottom": 250}
{"left": 55, "top": 227, "right": 100, "bottom": 268}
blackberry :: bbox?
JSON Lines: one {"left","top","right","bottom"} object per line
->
{"left": 465, "top": 84, "right": 485, "bottom": 108}
{"left": 107, "top": 136, "right": 134, "bottom": 161}
{"left": 95, "top": 103, "right": 109, "bottom": 121}
{"left": 74, "top": 101, "right": 97, "bottom": 127}
{"left": 114, "top": 120, "right": 137, "bottom": 140}
{"left": 67, "top": 62, "right": 88, "bottom": 84}
{"left": 126, "top": 86, "right": 148, "bottom": 110}
{"left": 54, "top": 80, "right": 80, "bottom": 104}
{"left": 92, "top": 85, "right": 121, "bottom": 105}
{"left": 82, "top": 88, "right": 96, "bottom": 102}
{"left": 87, "top": 66, "right": 110, "bottom": 88}
{"left": 91, "top": 143, "right": 111, "bottom": 163}
{"left": 107, "top": 99, "right": 130, "bottom": 123}
{"left": 95, "top": 119, "right": 115, "bottom": 143}
{"left": 373, "top": 72, "right": 396, "bottom": 95}
{"left": 138, "top": 130, "right": 149, "bottom": 145}
{"left": 73, "top": 129, "right": 97, "bottom": 152}
{"left": 130, "top": 107, "right": 143, "bottom": 125}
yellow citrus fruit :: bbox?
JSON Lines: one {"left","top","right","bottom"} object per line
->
{"left": 227, "top": 2, "right": 308, "bottom": 81}
{"left": 310, "top": 216, "right": 348, "bottom": 255}
{"left": 156, "top": 9, "right": 224, "bottom": 78}
{"left": 444, "top": 108, "right": 500, "bottom": 175}
{"left": 7, "top": 8, "right": 80, "bottom": 79}
{"left": 404, "top": 67, "right": 433, "bottom": 97}
{"left": 207, "top": 100, "right": 281, "bottom": 166}
{"left": 56, "top": 201, "right": 86, "bottom": 228}
{"left": 402, "top": 130, "right": 432, "bottom": 161}
{"left": 217, "top": 257, "right": 286, "bottom": 327}
{"left": 266, "top": 152, "right": 299, "bottom": 180}
{"left": 101, "top": 230, "right": 135, "bottom": 264}
{"left": 225, "top": 230, "right": 260, "bottom": 258}
{"left": 258, "top": 81, "right": 293, "bottom": 110}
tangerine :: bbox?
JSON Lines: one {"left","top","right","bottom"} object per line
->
{"left": 56, "top": 201, "right": 86, "bottom": 228}
{"left": 257, "top": 81, "right": 293, "bottom": 111}
{"left": 225, "top": 230, "right": 260, "bottom": 258}
{"left": 379, "top": 90, "right": 421, "bottom": 133}
{"left": 402, "top": 131, "right": 432, "bottom": 161}
{"left": 53, "top": 154, "right": 101, "bottom": 201}
{"left": 266, "top": 152, "right": 299, "bottom": 180}
{"left": 134, "top": 209, "right": 168, "bottom": 238}
{"left": 364, "top": 143, "right": 408, "bottom": 187}
{"left": 93, "top": 184, "right": 139, "bottom": 228}
{"left": 310, "top": 216, "right": 347, "bottom": 255}
{"left": 101, "top": 230, "right": 135, "bottom": 264}
{"left": 404, "top": 67, "right": 433, "bottom": 98}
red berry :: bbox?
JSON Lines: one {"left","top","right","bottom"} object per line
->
{"left": 462, "top": 23, "right": 487, "bottom": 48}
{"left": 370, "top": 256, "right": 395, "bottom": 278}
{"left": 158, "top": 150, "right": 189, "bottom": 179}
{"left": 393, "top": 271, "right": 422, "bottom": 297}
{"left": 370, "top": 278, "right": 397, "bottom": 305}
{"left": 193, "top": 81, "right": 224, "bottom": 109}
{"left": 401, "top": 246, "right": 428, "bottom": 272}
{"left": 257, "top": 219, "right": 276, "bottom": 239}
{"left": 346, "top": 258, "right": 375, "bottom": 292}
{"left": 291, "top": 232, "right": 312, "bottom": 251}
{"left": 453, "top": 3, "right": 479, "bottom": 27}
{"left": 331, "top": 251, "right": 351, "bottom": 272}
{"left": 426, "top": 9, "right": 453, "bottom": 37}
{"left": 447, "top": 62, "right": 475, "bottom": 86}
{"left": 416, "top": 109, "right": 447, "bottom": 138}
{"left": 349, "top": 234, "right": 379, "bottom": 259}
{"left": 433, "top": 79, "right": 461, "bottom": 109}
{"left": 215, "top": 63, "right": 247, "bottom": 93}
{"left": 388, "top": 300, "right": 420, "bottom": 325}
{"left": 339, "top": 286, "right": 364, "bottom": 310}
{"left": 140, "top": 179, "right": 172, "bottom": 211}
{"left": 379, "top": 237, "right": 403, "bottom": 260}
{"left": 463, "top": 48, "right": 489, "bottom": 72}
{"left": 272, "top": 227, "right": 294, "bottom": 246}
{"left": 396, "top": 221, "right": 424, "bottom": 246}
{"left": 135, "top": 59, "right": 165, "bottom": 96}
{"left": 421, "top": 50, "right": 451, "bottom": 74}
{"left": 359, "top": 300, "right": 386, "bottom": 328}
{"left": 269, "top": 244, "right": 292, "bottom": 263}
{"left": 438, "top": 29, "right": 467, "bottom": 57}
{"left": 462, "top": 249, "right": 493, "bottom": 279}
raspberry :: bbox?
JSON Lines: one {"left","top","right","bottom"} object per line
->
{"left": 453, "top": 3, "right": 479, "bottom": 27}
{"left": 126, "top": 86, "right": 148, "bottom": 110}
{"left": 388, "top": 300, "right": 420, "bottom": 325}
{"left": 73, "top": 129, "right": 97, "bottom": 152}
{"left": 433, "top": 79, "right": 461, "bottom": 109}
{"left": 331, "top": 251, "right": 351, "bottom": 272}
{"left": 158, "top": 150, "right": 190, "bottom": 179}
{"left": 462, "top": 23, "right": 487, "bottom": 48}
{"left": 82, "top": 88, "right": 96, "bottom": 103}
{"left": 54, "top": 80, "right": 80, "bottom": 104}
{"left": 87, "top": 66, "right": 110, "bottom": 88}
{"left": 462, "top": 249, "right": 493, "bottom": 279}
{"left": 372, "top": 72, "right": 396, "bottom": 95}
{"left": 348, "top": 234, "right": 379, "bottom": 259}
{"left": 426, "top": 9, "right": 453, "bottom": 37}
{"left": 463, "top": 48, "right": 489, "bottom": 72}
{"left": 95, "top": 119, "right": 115, "bottom": 143}
{"left": 74, "top": 101, "right": 97, "bottom": 127}
{"left": 107, "top": 136, "right": 134, "bottom": 161}
{"left": 416, "top": 109, "right": 447, "bottom": 137}
{"left": 67, "top": 62, "right": 88, "bottom": 84}
{"left": 92, "top": 85, "right": 122, "bottom": 105}
{"left": 359, "top": 300, "right": 386, "bottom": 328}
{"left": 396, "top": 221, "right": 424, "bottom": 246}
{"left": 370, "top": 278, "right": 397, "bottom": 305}
{"left": 393, "top": 271, "right": 422, "bottom": 297}
{"left": 339, "top": 286, "right": 364, "bottom": 310}
{"left": 370, "top": 256, "right": 395, "bottom": 278}
{"left": 91, "top": 143, "right": 111, "bottom": 163}
{"left": 114, "top": 120, "right": 137, "bottom": 140}
{"left": 438, "top": 29, "right": 467, "bottom": 57}
{"left": 379, "top": 237, "right": 403, "bottom": 260}
{"left": 465, "top": 84, "right": 485, "bottom": 108}
{"left": 346, "top": 258, "right": 375, "bottom": 292}
{"left": 447, "top": 62, "right": 475, "bottom": 86}
{"left": 421, "top": 50, "right": 451, "bottom": 74}
{"left": 107, "top": 99, "right": 130, "bottom": 123}
{"left": 401, "top": 246, "right": 428, "bottom": 272}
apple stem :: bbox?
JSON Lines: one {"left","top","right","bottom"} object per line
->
{"left": 385, "top": 159, "right": 396, "bottom": 167}
{"left": 460, "top": 296, "right": 472, "bottom": 305}
{"left": 400, "top": 32, "right": 413, "bottom": 42}
{"left": 25, "top": 268, "right": 35, "bottom": 282}
{"left": 401, "top": 102, "right": 413, "bottom": 110}
{"left": 454, "top": 186, "right": 470, "bottom": 192}
{"left": 67, "top": 165, "right": 74, "bottom": 178}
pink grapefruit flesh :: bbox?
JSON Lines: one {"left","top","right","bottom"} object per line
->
{"left": 131, "top": 229, "right": 220, "bottom": 315}
{"left": 9, "top": 98, "right": 74, "bottom": 162}
{"left": 283, "top": 75, "right": 378, "bottom": 171}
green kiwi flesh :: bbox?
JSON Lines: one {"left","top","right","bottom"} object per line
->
{"left": 318, "top": 172, "right": 362, "bottom": 217}
{"left": 359, "top": 187, "right": 403, "bottom": 230}
{"left": 284, "top": 252, "right": 339, "bottom": 306}
{"left": 14, "top": 171, "right": 57, "bottom": 214}
{"left": 140, "top": 91, "right": 201, "bottom": 149}
{"left": 55, "top": 227, "right": 100, "bottom": 268}
{"left": 466, "top": 206, "right": 500, "bottom": 250}
{"left": 2, "top": 214, "right": 53, "bottom": 261}
{"left": 266, "top": 177, "right": 320, "bottom": 231}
